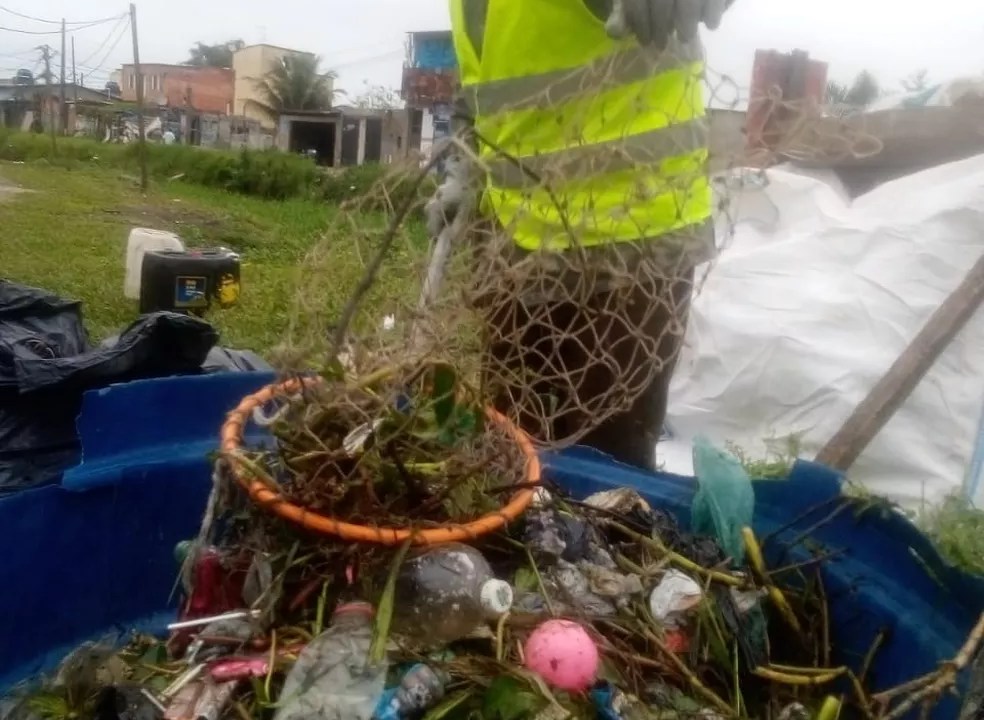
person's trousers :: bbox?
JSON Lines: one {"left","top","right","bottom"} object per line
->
{"left": 483, "top": 267, "right": 695, "bottom": 472}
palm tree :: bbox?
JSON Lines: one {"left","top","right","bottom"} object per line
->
{"left": 826, "top": 70, "right": 881, "bottom": 109}
{"left": 251, "top": 54, "right": 338, "bottom": 121}
{"left": 186, "top": 40, "right": 244, "bottom": 68}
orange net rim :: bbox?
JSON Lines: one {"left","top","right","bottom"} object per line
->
{"left": 219, "top": 377, "right": 541, "bottom": 546}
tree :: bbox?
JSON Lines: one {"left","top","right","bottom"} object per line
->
{"left": 826, "top": 70, "right": 880, "bottom": 108}
{"left": 825, "top": 80, "right": 848, "bottom": 105}
{"left": 901, "top": 69, "right": 930, "bottom": 93}
{"left": 186, "top": 40, "right": 245, "bottom": 68}
{"left": 251, "top": 54, "right": 338, "bottom": 119}
{"left": 348, "top": 81, "right": 402, "bottom": 110}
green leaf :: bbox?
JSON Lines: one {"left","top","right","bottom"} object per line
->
{"left": 147, "top": 675, "right": 170, "bottom": 693}
{"left": 482, "top": 677, "right": 543, "bottom": 720}
{"left": 422, "top": 690, "right": 474, "bottom": 720}
{"left": 513, "top": 567, "right": 538, "bottom": 593}
{"left": 430, "top": 363, "right": 457, "bottom": 427}
{"left": 139, "top": 643, "right": 167, "bottom": 666}
{"left": 320, "top": 357, "right": 347, "bottom": 381}
{"left": 371, "top": 538, "right": 414, "bottom": 664}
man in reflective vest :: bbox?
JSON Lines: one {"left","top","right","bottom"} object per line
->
{"left": 430, "top": 0, "right": 731, "bottom": 471}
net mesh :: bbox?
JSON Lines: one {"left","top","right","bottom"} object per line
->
{"left": 277, "top": 47, "right": 884, "bottom": 453}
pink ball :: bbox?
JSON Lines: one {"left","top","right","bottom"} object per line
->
{"left": 524, "top": 620, "right": 599, "bottom": 692}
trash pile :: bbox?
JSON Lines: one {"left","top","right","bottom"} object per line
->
{"left": 5, "top": 367, "right": 983, "bottom": 720}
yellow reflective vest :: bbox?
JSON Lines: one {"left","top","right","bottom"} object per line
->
{"left": 449, "top": 0, "right": 711, "bottom": 252}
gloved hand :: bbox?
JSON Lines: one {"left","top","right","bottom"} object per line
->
{"left": 425, "top": 152, "right": 475, "bottom": 238}
{"left": 605, "top": 0, "right": 727, "bottom": 50}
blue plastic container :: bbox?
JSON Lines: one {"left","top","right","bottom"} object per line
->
{"left": 0, "top": 373, "right": 981, "bottom": 718}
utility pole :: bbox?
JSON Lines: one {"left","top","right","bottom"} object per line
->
{"left": 38, "top": 44, "right": 56, "bottom": 152}
{"left": 60, "top": 19, "right": 67, "bottom": 135}
{"left": 130, "top": 3, "right": 148, "bottom": 191}
{"left": 71, "top": 36, "right": 78, "bottom": 104}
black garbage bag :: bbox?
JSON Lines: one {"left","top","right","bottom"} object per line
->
{"left": 0, "top": 281, "right": 221, "bottom": 495}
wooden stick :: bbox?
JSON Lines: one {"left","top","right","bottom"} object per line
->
{"left": 816, "top": 252, "right": 984, "bottom": 470}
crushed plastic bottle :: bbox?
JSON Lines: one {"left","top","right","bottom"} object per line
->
{"left": 392, "top": 543, "right": 513, "bottom": 645}
{"left": 373, "top": 664, "right": 447, "bottom": 720}
{"left": 274, "top": 603, "right": 386, "bottom": 720}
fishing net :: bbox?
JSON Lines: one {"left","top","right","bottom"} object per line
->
{"left": 278, "top": 47, "right": 884, "bottom": 454}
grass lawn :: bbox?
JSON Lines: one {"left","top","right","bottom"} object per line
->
{"left": 0, "top": 161, "right": 426, "bottom": 352}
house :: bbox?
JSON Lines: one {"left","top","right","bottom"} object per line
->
{"left": 401, "top": 31, "right": 456, "bottom": 160}
{"left": 0, "top": 83, "right": 115, "bottom": 132}
{"left": 119, "top": 63, "right": 234, "bottom": 115}
{"left": 276, "top": 105, "right": 407, "bottom": 167}
{"left": 232, "top": 44, "right": 327, "bottom": 129}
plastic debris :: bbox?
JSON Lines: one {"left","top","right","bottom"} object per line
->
{"left": 373, "top": 664, "right": 447, "bottom": 720}
{"left": 7, "top": 465, "right": 969, "bottom": 720}
{"left": 649, "top": 570, "right": 704, "bottom": 627}
{"left": 392, "top": 543, "right": 512, "bottom": 645}
{"left": 275, "top": 603, "right": 386, "bottom": 720}
{"left": 692, "top": 436, "right": 755, "bottom": 564}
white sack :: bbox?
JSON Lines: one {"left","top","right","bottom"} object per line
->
{"left": 663, "top": 156, "right": 984, "bottom": 510}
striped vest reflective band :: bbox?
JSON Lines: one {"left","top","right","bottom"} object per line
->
{"left": 449, "top": 0, "right": 712, "bottom": 252}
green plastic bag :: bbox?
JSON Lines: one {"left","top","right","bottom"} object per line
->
{"left": 691, "top": 435, "right": 755, "bottom": 564}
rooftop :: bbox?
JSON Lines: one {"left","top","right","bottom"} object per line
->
{"left": 234, "top": 43, "right": 314, "bottom": 56}
{"left": 0, "top": 83, "right": 117, "bottom": 103}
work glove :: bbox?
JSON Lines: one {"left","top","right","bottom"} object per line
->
{"left": 605, "top": 0, "right": 727, "bottom": 50}
{"left": 425, "top": 151, "right": 475, "bottom": 238}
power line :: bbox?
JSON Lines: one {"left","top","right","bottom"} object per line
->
{"left": 331, "top": 49, "right": 403, "bottom": 70}
{"left": 76, "top": 16, "right": 129, "bottom": 77}
{"left": 79, "top": 15, "right": 130, "bottom": 65}
{"left": 77, "top": 13, "right": 127, "bottom": 67}
{"left": 0, "top": 6, "right": 124, "bottom": 26}
{"left": 0, "top": 47, "right": 36, "bottom": 58}
{"left": 0, "top": 14, "right": 124, "bottom": 35}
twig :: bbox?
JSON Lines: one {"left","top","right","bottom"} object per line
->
{"left": 875, "top": 612, "right": 984, "bottom": 720}
{"left": 817, "top": 570, "right": 831, "bottom": 668}
{"left": 779, "top": 502, "right": 853, "bottom": 558}
{"left": 644, "top": 628, "right": 735, "bottom": 716}
{"left": 232, "top": 700, "right": 252, "bottom": 720}
{"left": 264, "top": 628, "right": 277, "bottom": 704}
{"left": 328, "top": 148, "right": 449, "bottom": 360}
{"left": 760, "top": 497, "right": 844, "bottom": 547}
{"left": 605, "top": 520, "right": 743, "bottom": 587}
{"left": 767, "top": 549, "right": 847, "bottom": 577}
{"left": 742, "top": 527, "right": 802, "bottom": 634}
{"left": 754, "top": 666, "right": 844, "bottom": 685}
{"left": 495, "top": 612, "right": 510, "bottom": 662}
{"left": 859, "top": 630, "right": 887, "bottom": 685}
{"left": 314, "top": 580, "right": 329, "bottom": 637}
{"left": 525, "top": 548, "right": 556, "bottom": 616}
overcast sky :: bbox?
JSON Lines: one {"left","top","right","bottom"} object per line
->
{"left": 2, "top": 0, "right": 982, "bottom": 101}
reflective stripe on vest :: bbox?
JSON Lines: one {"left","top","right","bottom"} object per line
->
{"left": 462, "top": 42, "right": 704, "bottom": 116}
{"left": 450, "top": 0, "right": 712, "bottom": 252}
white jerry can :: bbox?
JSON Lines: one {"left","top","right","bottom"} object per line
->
{"left": 124, "top": 228, "right": 184, "bottom": 300}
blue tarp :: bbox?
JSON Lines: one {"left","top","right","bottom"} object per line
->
{"left": 412, "top": 34, "right": 456, "bottom": 70}
{"left": 0, "top": 372, "right": 981, "bottom": 719}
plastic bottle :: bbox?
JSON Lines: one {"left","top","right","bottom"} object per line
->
{"left": 373, "top": 664, "right": 448, "bottom": 720}
{"left": 274, "top": 603, "right": 386, "bottom": 720}
{"left": 392, "top": 543, "right": 513, "bottom": 645}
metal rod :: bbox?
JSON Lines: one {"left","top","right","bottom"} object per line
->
{"left": 167, "top": 609, "right": 260, "bottom": 631}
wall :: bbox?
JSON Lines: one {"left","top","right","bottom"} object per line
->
{"left": 232, "top": 45, "right": 327, "bottom": 129}
{"left": 119, "top": 64, "right": 233, "bottom": 115}
{"left": 162, "top": 67, "right": 233, "bottom": 114}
